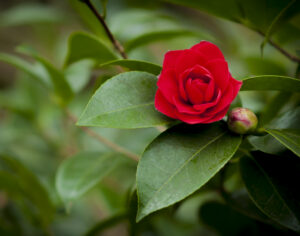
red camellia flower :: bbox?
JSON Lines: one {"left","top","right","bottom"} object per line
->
{"left": 155, "top": 41, "right": 243, "bottom": 124}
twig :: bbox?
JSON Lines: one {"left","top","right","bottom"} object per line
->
{"left": 81, "top": 0, "right": 128, "bottom": 59}
{"left": 66, "top": 110, "right": 139, "bottom": 162}
{"left": 258, "top": 31, "right": 300, "bottom": 63}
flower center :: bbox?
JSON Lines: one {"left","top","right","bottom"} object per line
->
{"left": 185, "top": 75, "right": 216, "bottom": 105}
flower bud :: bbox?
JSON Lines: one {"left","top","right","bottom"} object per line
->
{"left": 227, "top": 108, "right": 258, "bottom": 134}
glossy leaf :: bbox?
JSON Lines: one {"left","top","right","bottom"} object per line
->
{"left": 241, "top": 75, "right": 300, "bottom": 92}
{"left": 77, "top": 71, "right": 172, "bottom": 129}
{"left": 259, "top": 92, "right": 291, "bottom": 127}
{"left": 265, "top": 129, "right": 300, "bottom": 157}
{"left": 163, "top": 0, "right": 242, "bottom": 23}
{"left": 64, "top": 32, "right": 118, "bottom": 66}
{"left": 34, "top": 56, "right": 74, "bottom": 105}
{"left": 0, "top": 50, "right": 74, "bottom": 105}
{"left": 266, "top": 106, "right": 300, "bottom": 130}
{"left": 163, "top": 0, "right": 300, "bottom": 33}
{"left": 249, "top": 107, "right": 300, "bottom": 154}
{"left": 136, "top": 123, "right": 242, "bottom": 221}
{"left": 223, "top": 189, "right": 273, "bottom": 224}
{"left": 0, "top": 52, "right": 49, "bottom": 85}
{"left": 261, "top": 0, "right": 297, "bottom": 53}
{"left": 64, "top": 60, "right": 94, "bottom": 92}
{"left": 240, "top": 153, "right": 300, "bottom": 232}
{"left": 125, "top": 29, "right": 200, "bottom": 52}
{"left": 0, "top": 155, "right": 55, "bottom": 226}
{"left": 69, "top": 0, "right": 109, "bottom": 39}
{"left": 199, "top": 201, "right": 257, "bottom": 235}
{"left": 248, "top": 135, "right": 286, "bottom": 155}
{"left": 100, "top": 59, "right": 162, "bottom": 75}
{"left": 56, "top": 152, "right": 125, "bottom": 201}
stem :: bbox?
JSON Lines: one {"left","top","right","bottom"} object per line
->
{"left": 66, "top": 110, "right": 139, "bottom": 162}
{"left": 82, "top": 0, "right": 128, "bottom": 59}
{"left": 258, "top": 31, "right": 300, "bottom": 63}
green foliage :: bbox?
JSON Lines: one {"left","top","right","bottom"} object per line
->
{"left": 0, "top": 53, "right": 50, "bottom": 85}
{"left": 33, "top": 56, "right": 74, "bottom": 106}
{"left": 99, "top": 59, "right": 162, "bottom": 75}
{"left": 240, "top": 153, "right": 300, "bottom": 232}
{"left": 125, "top": 30, "right": 200, "bottom": 52}
{"left": 136, "top": 123, "right": 242, "bottom": 221}
{"left": 163, "top": 0, "right": 300, "bottom": 34}
{"left": 0, "top": 154, "right": 55, "bottom": 228}
{"left": 265, "top": 129, "right": 300, "bottom": 157}
{"left": 258, "top": 92, "right": 291, "bottom": 127}
{"left": 199, "top": 201, "right": 257, "bottom": 235}
{"left": 78, "top": 71, "right": 172, "bottom": 128}
{"left": 65, "top": 32, "right": 118, "bottom": 66}
{"left": 56, "top": 152, "right": 126, "bottom": 201}
{"left": 241, "top": 75, "right": 300, "bottom": 92}
{"left": 0, "top": 3, "right": 65, "bottom": 27}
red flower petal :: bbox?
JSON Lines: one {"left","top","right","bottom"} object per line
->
{"left": 157, "top": 69, "right": 178, "bottom": 104}
{"left": 175, "top": 112, "right": 212, "bottom": 124}
{"left": 172, "top": 96, "right": 202, "bottom": 115}
{"left": 193, "top": 89, "right": 221, "bottom": 112}
{"left": 201, "top": 105, "right": 231, "bottom": 123}
{"left": 162, "top": 50, "right": 183, "bottom": 70}
{"left": 178, "top": 65, "right": 213, "bottom": 102}
{"left": 205, "top": 77, "right": 242, "bottom": 117}
{"left": 175, "top": 49, "right": 206, "bottom": 75}
{"left": 191, "top": 41, "right": 225, "bottom": 62}
{"left": 205, "top": 59, "right": 229, "bottom": 91}
{"left": 155, "top": 41, "right": 242, "bottom": 124}
{"left": 204, "top": 78, "right": 216, "bottom": 102}
{"left": 154, "top": 90, "right": 178, "bottom": 119}
{"left": 185, "top": 78, "right": 206, "bottom": 104}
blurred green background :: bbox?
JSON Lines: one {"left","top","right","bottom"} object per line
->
{"left": 0, "top": 0, "right": 299, "bottom": 235}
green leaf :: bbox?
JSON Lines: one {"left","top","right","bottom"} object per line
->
{"left": 199, "top": 201, "right": 257, "bottom": 235}
{"left": 248, "top": 135, "right": 286, "bottom": 155}
{"left": 0, "top": 52, "right": 49, "bottom": 85}
{"left": 55, "top": 152, "right": 125, "bottom": 201}
{"left": 266, "top": 106, "right": 300, "bottom": 130}
{"left": 34, "top": 56, "right": 74, "bottom": 106}
{"left": 240, "top": 153, "right": 300, "bottom": 232}
{"left": 0, "top": 154, "right": 55, "bottom": 227}
{"left": 241, "top": 75, "right": 300, "bottom": 92}
{"left": 163, "top": 0, "right": 242, "bottom": 23}
{"left": 261, "top": 0, "right": 297, "bottom": 54}
{"left": 65, "top": 32, "right": 118, "bottom": 66}
{"left": 259, "top": 92, "right": 292, "bottom": 127}
{"left": 0, "top": 50, "right": 74, "bottom": 105}
{"left": 249, "top": 107, "right": 300, "bottom": 155}
{"left": 0, "top": 3, "right": 64, "bottom": 27}
{"left": 163, "top": 0, "right": 300, "bottom": 34}
{"left": 265, "top": 129, "right": 300, "bottom": 157}
{"left": 0, "top": 170, "right": 24, "bottom": 197}
{"left": 100, "top": 59, "right": 162, "bottom": 75}
{"left": 64, "top": 60, "right": 94, "bottom": 92}
{"left": 223, "top": 189, "right": 273, "bottom": 224}
{"left": 136, "top": 123, "right": 242, "bottom": 221}
{"left": 69, "top": 0, "right": 109, "bottom": 39}
{"left": 244, "top": 57, "right": 287, "bottom": 76}
{"left": 77, "top": 71, "right": 172, "bottom": 129}
{"left": 125, "top": 30, "right": 200, "bottom": 52}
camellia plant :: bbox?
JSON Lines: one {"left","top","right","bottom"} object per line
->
{"left": 0, "top": 0, "right": 300, "bottom": 235}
